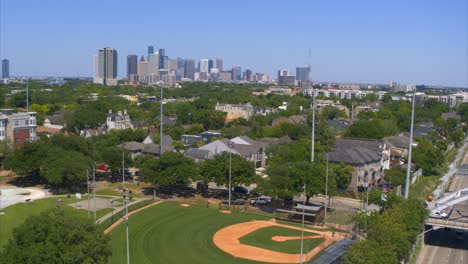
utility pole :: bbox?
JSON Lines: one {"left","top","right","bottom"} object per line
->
{"left": 93, "top": 150, "right": 96, "bottom": 222}
{"left": 160, "top": 87, "right": 164, "bottom": 155}
{"left": 122, "top": 144, "right": 125, "bottom": 190}
{"left": 405, "top": 90, "right": 416, "bottom": 199}
{"left": 299, "top": 183, "right": 306, "bottom": 264}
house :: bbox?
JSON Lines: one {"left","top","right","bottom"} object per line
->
{"left": 186, "top": 136, "right": 269, "bottom": 168}
{"left": 199, "top": 130, "right": 221, "bottom": 144}
{"left": 415, "top": 122, "right": 435, "bottom": 138}
{"left": 271, "top": 115, "right": 307, "bottom": 127}
{"left": 327, "top": 138, "right": 390, "bottom": 192}
{"left": 181, "top": 135, "right": 202, "bottom": 148}
{"left": 45, "top": 110, "right": 65, "bottom": 129}
{"left": 215, "top": 102, "right": 276, "bottom": 122}
{"left": 383, "top": 133, "right": 412, "bottom": 167}
{"left": 106, "top": 109, "right": 133, "bottom": 131}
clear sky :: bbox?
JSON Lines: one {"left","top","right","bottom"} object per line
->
{"left": 1, "top": 0, "right": 467, "bottom": 87}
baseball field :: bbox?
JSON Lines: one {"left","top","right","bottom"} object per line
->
{"left": 108, "top": 202, "right": 341, "bottom": 264}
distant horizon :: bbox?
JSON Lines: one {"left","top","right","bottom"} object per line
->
{"left": 1, "top": 0, "right": 467, "bottom": 87}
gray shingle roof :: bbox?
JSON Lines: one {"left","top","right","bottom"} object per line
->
{"left": 328, "top": 138, "right": 383, "bottom": 165}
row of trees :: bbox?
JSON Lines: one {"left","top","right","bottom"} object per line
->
{"left": 343, "top": 198, "right": 427, "bottom": 263}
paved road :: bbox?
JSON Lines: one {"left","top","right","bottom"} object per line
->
{"left": 416, "top": 146, "right": 468, "bottom": 264}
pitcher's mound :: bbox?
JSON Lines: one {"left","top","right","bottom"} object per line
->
{"left": 219, "top": 210, "right": 232, "bottom": 214}
{"left": 180, "top": 204, "right": 191, "bottom": 207}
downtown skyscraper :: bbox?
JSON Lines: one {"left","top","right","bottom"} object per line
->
{"left": 127, "top": 55, "right": 138, "bottom": 81}
{"left": 93, "top": 47, "right": 118, "bottom": 86}
{"left": 1, "top": 59, "right": 9, "bottom": 78}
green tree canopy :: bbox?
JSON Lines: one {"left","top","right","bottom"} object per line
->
{"left": 0, "top": 208, "right": 111, "bottom": 264}
{"left": 200, "top": 152, "right": 256, "bottom": 187}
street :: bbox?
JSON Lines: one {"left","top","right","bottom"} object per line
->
{"left": 416, "top": 146, "right": 468, "bottom": 264}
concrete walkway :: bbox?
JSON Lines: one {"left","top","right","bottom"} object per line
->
{"left": 103, "top": 200, "right": 164, "bottom": 234}
{"left": 96, "top": 198, "right": 154, "bottom": 224}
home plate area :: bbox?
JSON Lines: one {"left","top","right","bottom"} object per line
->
{"left": 213, "top": 220, "right": 345, "bottom": 263}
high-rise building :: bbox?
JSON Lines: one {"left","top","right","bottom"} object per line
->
{"left": 184, "top": 59, "right": 195, "bottom": 80}
{"left": 208, "top": 59, "right": 214, "bottom": 73}
{"left": 1, "top": 59, "right": 9, "bottom": 78}
{"left": 216, "top": 58, "right": 223, "bottom": 72}
{"left": 199, "top": 59, "right": 209, "bottom": 73}
{"left": 244, "top": 69, "right": 252, "bottom": 81}
{"left": 138, "top": 56, "right": 148, "bottom": 83}
{"left": 158, "top": 48, "right": 166, "bottom": 69}
{"left": 147, "top": 53, "right": 160, "bottom": 84}
{"left": 277, "top": 69, "right": 289, "bottom": 80}
{"left": 148, "top": 46, "right": 154, "bottom": 56}
{"left": 231, "top": 67, "right": 241, "bottom": 81}
{"left": 296, "top": 65, "right": 311, "bottom": 82}
{"left": 127, "top": 55, "right": 138, "bottom": 79}
{"left": 93, "top": 47, "right": 118, "bottom": 86}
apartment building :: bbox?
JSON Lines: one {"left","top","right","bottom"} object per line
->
{"left": 0, "top": 109, "right": 37, "bottom": 147}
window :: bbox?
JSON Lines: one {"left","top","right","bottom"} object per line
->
{"left": 14, "top": 120, "right": 18, "bottom": 126}
{"left": 14, "top": 130, "right": 19, "bottom": 134}
{"left": 15, "top": 138, "right": 19, "bottom": 143}
{"left": 25, "top": 120, "right": 29, "bottom": 125}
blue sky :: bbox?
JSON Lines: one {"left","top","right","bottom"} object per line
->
{"left": 1, "top": 0, "right": 467, "bottom": 87}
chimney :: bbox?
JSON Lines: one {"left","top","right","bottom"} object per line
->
{"left": 108, "top": 109, "right": 112, "bottom": 114}
{"left": 118, "top": 111, "right": 122, "bottom": 116}
{"left": 124, "top": 109, "right": 127, "bottom": 115}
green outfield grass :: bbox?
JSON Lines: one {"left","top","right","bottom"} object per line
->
{"left": 239, "top": 226, "right": 324, "bottom": 254}
{"left": 0, "top": 197, "right": 112, "bottom": 250}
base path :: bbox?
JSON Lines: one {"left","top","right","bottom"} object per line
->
{"left": 103, "top": 201, "right": 163, "bottom": 234}
{"left": 213, "top": 220, "right": 346, "bottom": 263}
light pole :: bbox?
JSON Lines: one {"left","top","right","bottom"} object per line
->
{"left": 122, "top": 144, "right": 126, "bottom": 190}
{"left": 299, "top": 183, "right": 306, "bottom": 264}
{"left": 92, "top": 150, "right": 96, "bottom": 222}
{"left": 405, "top": 90, "right": 416, "bottom": 199}
{"left": 160, "top": 87, "right": 164, "bottom": 155}
{"left": 228, "top": 140, "right": 235, "bottom": 208}
{"left": 310, "top": 85, "right": 316, "bottom": 162}
{"left": 324, "top": 154, "right": 329, "bottom": 224}
{"left": 87, "top": 169, "right": 90, "bottom": 220}
{"left": 122, "top": 151, "right": 130, "bottom": 264}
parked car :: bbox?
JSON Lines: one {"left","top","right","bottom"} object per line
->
{"left": 233, "top": 186, "right": 249, "bottom": 195}
{"left": 250, "top": 199, "right": 268, "bottom": 206}
{"left": 430, "top": 210, "right": 448, "bottom": 219}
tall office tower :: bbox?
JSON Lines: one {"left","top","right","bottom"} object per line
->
{"left": 184, "top": 59, "right": 195, "bottom": 80}
{"left": 177, "top": 58, "right": 184, "bottom": 68}
{"left": 296, "top": 65, "right": 311, "bottom": 82}
{"left": 138, "top": 56, "right": 148, "bottom": 83}
{"left": 199, "top": 59, "right": 209, "bottom": 73}
{"left": 93, "top": 47, "right": 118, "bottom": 86}
{"left": 1, "top": 59, "right": 9, "bottom": 78}
{"left": 244, "top": 69, "right": 252, "bottom": 81}
{"left": 147, "top": 53, "right": 160, "bottom": 84}
{"left": 231, "top": 67, "right": 241, "bottom": 81}
{"left": 208, "top": 59, "right": 214, "bottom": 73}
{"left": 168, "top": 59, "right": 178, "bottom": 72}
{"left": 148, "top": 46, "right": 154, "bottom": 56}
{"left": 127, "top": 55, "right": 138, "bottom": 80}
{"left": 216, "top": 58, "right": 223, "bottom": 72}
{"left": 158, "top": 48, "right": 165, "bottom": 69}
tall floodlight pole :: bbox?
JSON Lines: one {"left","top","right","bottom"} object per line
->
{"left": 87, "top": 169, "right": 90, "bottom": 220}
{"left": 26, "top": 82, "right": 29, "bottom": 111}
{"left": 325, "top": 154, "right": 329, "bottom": 223}
{"left": 228, "top": 141, "right": 234, "bottom": 208}
{"left": 122, "top": 144, "right": 125, "bottom": 190}
{"left": 92, "top": 149, "right": 96, "bottom": 222}
{"left": 122, "top": 146, "right": 130, "bottom": 264}
{"left": 299, "top": 183, "right": 306, "bottom": 264}
{"left": 311, "top": 84, "right": 316, "bottom": 162}
{"left": 160, "top": 87, "right": 164, "bottom": 155}
{"left": 405, "top": 90, "right": 416, "bottom": 199}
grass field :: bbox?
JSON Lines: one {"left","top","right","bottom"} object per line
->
{"left": 109, "top": 202, "right": 328, "bottom": 264}
{"left": 0, "top": 197, "right": 112, "bottom": 250}
{"left": 239, "top": 226, "right": 324, "bottom": 254}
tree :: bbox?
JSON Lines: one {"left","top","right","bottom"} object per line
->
{"left": 200, "top": 152, "right": 256, "bottom": 188}
{"left": 331, "top": 162, "right": 353, "bottom": 190}
{"left": 4, "top": 141, "right": 51, "bottom": 176}
{"left": 413, "top": 138, "right": 443, "bottom": 175}
{"left": 383, "top": 167, "right": 406, "bottom": 187}
{"left": 0, "top": 208, "right": 111, "bottom": 263}
{"left": 136, "top": 152, "right": 197, "bottom": 187}
{"left": 41, "top": 150, "right": 91, "bottom": 189}
{"left": 64, "top": 104, "right": 106, "bottom": 133}
{"left": 97, "top": 146, "right": 133, "bottom": 175}
{"left": 343, "top": 240, "right": 397, "bottom": 264}
{"left": 320, "top": 106, "right": 347, "bottom": 120}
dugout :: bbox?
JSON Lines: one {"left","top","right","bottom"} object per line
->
{"left": 276, "top": 203, "right": 324, "bottom": 224}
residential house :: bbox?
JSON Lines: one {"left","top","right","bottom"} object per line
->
{"left": 271, "top": 115, "right": 307, "bottom": 127}
{"left": 383, "top": 133, "right": 412, "bottom": 167}
{"left": 199, "top": 130, "right": 221, "bottom": 144}
{"left": 215, "top": 102, "right": 276, "bottom": 122}
{"left": 327, "top": 138, "right": 390, "bottom": 192}
{"left": 106, "top": 109, "right": 133, "bottom": 131}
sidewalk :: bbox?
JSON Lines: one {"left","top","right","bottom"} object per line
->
{"left": 96, "top": 197, "right": 151, "bottom": 224}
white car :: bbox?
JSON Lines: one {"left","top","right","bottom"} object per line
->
{"left": 430, "top": 210, "right": 448, "bottom": 219}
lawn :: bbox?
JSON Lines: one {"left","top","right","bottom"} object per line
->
{"left": 239, "top": 226, "right": 324, "bottom": 254}
{"left": 0, "top": 196, "right": 113, "bottom": 250}
{"left": 409, "top": 175, "right": 440, "bottom": 201}
{"left": 109, "top": 202, "right": 317, "bottom": 264}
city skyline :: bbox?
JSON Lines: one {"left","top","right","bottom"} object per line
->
{"left": 1, "top": 0, "right": 467, "bottom": 87}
